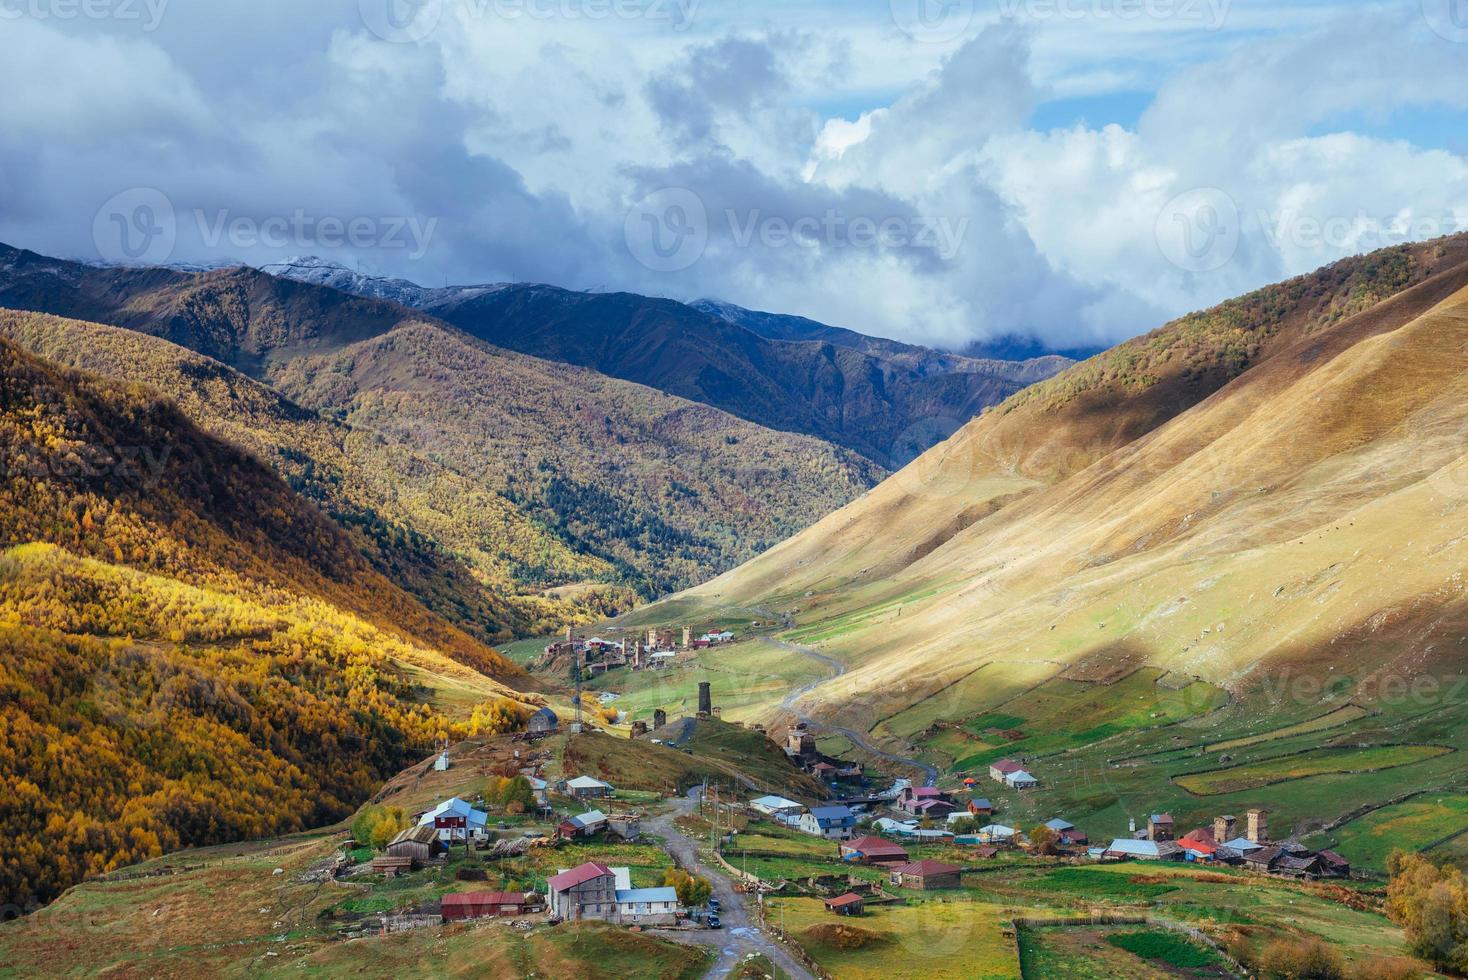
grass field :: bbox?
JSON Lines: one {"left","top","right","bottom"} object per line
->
{"left": 768, "top": 896, "right": 1019, "bottom": 980}
{"left": 1174, "top": 745, "right": 1454, "bottom": 796}
{"left": 1018, "top": 926, "right": 1179, "bottom": 979}
{"left": 872, "top": 661, "right": 1060, "bottom": 743}
{"left": 1309, "top": 794, "right": 1468, "bottom": 869}
{"left": 582, "top": 638, "right": 830, "bottom": 726}
{"left": 945, "top": 669, "right": 1230, "bottom": 775}
{"left": 288, "top": 922, "right": 709, "bottom": 980}
{"left": 551, "top": 727, "right": 825, "bottom": 801}
{"left": 1205, "top": 705, "right": 1372, "bottom": 753}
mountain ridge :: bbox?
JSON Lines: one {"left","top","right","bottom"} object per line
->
{"left": 255, "top": 256, "right": 1074, "bottom": 467}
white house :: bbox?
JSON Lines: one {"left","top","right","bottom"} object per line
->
{"left": 797, "top": 806, "right": 857, "bottom": 840}
{"left": 433, "top": 750, "right": 451, "bottom": 772}
{"left": 750, "top": 795, "right": 804, "bottom": 817}
{"left": 418, "top": 798, "right": 489, "bottom": 842}
{"left": 564, "top": 775, "right": 615, "bottom": 799}
{"left": 614, "top": 887, "right": 680, "bottom": 924}
{"left": 975, "top": 824, "right": 1018, "bottom": 844}
{"left": 1005, "top": 770, "right": 1040, "bottom": 790}
{"left": 569, "top": 810, "right": 607, "bottom": 835}
{"left": 873, "top": 817, "right": 918, "bottom": 835}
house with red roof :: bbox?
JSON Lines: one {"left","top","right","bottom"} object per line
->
{"left": 989, "top": 760, "right": 1023, "bottom": 783}
{"left": 900, "top": 786, "right": 955, "bottom": 816}
{"left": 1182, "top": 838, "right": 1218, "bottom": 862}
{"left": 824, "top": 893, "right": 865, "bottom": 916}
{"left": 839, "top": 835, "right": 910, "bottom": 867}
{"left": 547, "top": 862, "right": 617, "bottom": 920}
{"left": 441, "top": 891, "right": 541, "bottom": 922}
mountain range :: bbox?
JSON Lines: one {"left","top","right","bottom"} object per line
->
{"left": 0, "top": 244, "right": 895, "bottom": 622}
{"left": 260, "top": 257, "right": 1073, "bottom": 467}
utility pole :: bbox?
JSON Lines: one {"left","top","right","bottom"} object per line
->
{"left": 572, "top": 645, "right": 583, "bottom": 732}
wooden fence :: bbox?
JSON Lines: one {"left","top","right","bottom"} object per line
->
{"left": 1012, "top": 915, "right": 1247, "bottom": 979}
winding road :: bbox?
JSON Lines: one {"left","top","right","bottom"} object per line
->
{"left": 766, "top": 637, "right": 939, "bottom": 788}
{"left": 647, "top": 791, "right": 815, "bottom": 980}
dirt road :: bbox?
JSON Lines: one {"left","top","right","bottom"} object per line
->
{"left": 647, "top": 792, "right": 816, "bottom": 980}
{"left": 766, "top": 637, "right": 939, "bottom": 787}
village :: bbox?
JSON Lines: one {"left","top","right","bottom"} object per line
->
{"left": 285, "top": 624, "right": 1404, "bottom": 979}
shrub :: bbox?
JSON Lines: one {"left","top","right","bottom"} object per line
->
{"left": 1257, "top": 938, "right": 1347, "bottom": 979}
{"left": 1386, "top": 850, "right": 1468, "bottom": 972}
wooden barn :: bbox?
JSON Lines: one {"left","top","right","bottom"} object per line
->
{"left": 441, "top": 891, "right": 539, "bottom": 922}
{"left": 387, "top": 824, "right": 444, "bottom": 864}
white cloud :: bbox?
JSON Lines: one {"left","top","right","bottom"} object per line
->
{"left": 0, "top": 1, "right": 1465, "bottom": 351}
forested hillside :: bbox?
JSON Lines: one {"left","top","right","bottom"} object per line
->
{"left": 271, "top": 320, "right": 884, "bottom": 595}
{"left": 0, "top": 335, "right": 533, "bottom": 908}
{"left": 0, "top": 309, "right": 630, "bottom": 641}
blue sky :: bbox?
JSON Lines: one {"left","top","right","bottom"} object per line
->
{"left": 0, "top": 0, "right": 1465, "bottom": 349}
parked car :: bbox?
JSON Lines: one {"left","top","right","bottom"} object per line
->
{"left": 707, "top": 915, "right": 721, "bottom": 929}
{"left": 707, "top": 899, "right": 720, "bottom": 912}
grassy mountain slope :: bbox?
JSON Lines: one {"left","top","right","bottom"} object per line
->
{"left": 0, "top": 335, "right": 533, "bottom": 908}
{"left": 418, "top": 284, "right": 1069, "bottom": 466}
{"left": 642, "top": 235, "right": 1468, "bottom": 849}
{"left": 270, "top": 319, "right": 884, "bottom": 596}
{"left": 0, "top": 309, "right": 627, "bottom": 641}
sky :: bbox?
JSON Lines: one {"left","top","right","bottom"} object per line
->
{"left": 1, "top": 0, "right": 1466, "bottom": 351}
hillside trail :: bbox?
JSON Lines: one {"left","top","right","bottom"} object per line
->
{"left": 762, "top": 636, "right": 940, "bottom": 787}
{"left": 647, "top": 790, "right": 816, "bottom": 980}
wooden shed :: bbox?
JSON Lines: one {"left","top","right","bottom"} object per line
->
{"left": 889, "top": 859, "right": 963, "bottom": 891}
{"left": 371, "top": 856, "right": 415, "bottom": 878}
{"left": 387, "top": 824, "right": 443, "bottom": 864}
{"left": 824, "top": 893, "right": 865, "bottom": 916}
{"left": 441, "top": 891, "right": 538, "bottom": 922}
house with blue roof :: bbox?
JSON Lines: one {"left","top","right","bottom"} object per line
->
{"left": 1103, "top": 838, "right": 1183, "bottom": 861}
{"left": 614, "top": 886, "right": 680, "bottom": 925}
{"left": 797, "top": 805, "right": 857, "bottom": 840}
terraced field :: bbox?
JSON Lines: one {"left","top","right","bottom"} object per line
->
{"left": 943, "top": 669, "right": 1230, "bottom": 775}
{"left": 1310, "top": 793, "right": 1468, "bottom": 869}
{"left": 1205, "top": 705, "right": 1372, "bottom": 753}
{"left": 1175, "top": 745, "right": 1454, "bottom": 796}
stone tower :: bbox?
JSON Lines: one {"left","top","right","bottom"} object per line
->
{"left": 697, "top": 682, "right": 712, "bottom": 718}
{"left": 1247, "top": 808, "right": 1268, "bottom": 844}
{"left": 1214, "top": 815, "right": 1237, "bottom": 843}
